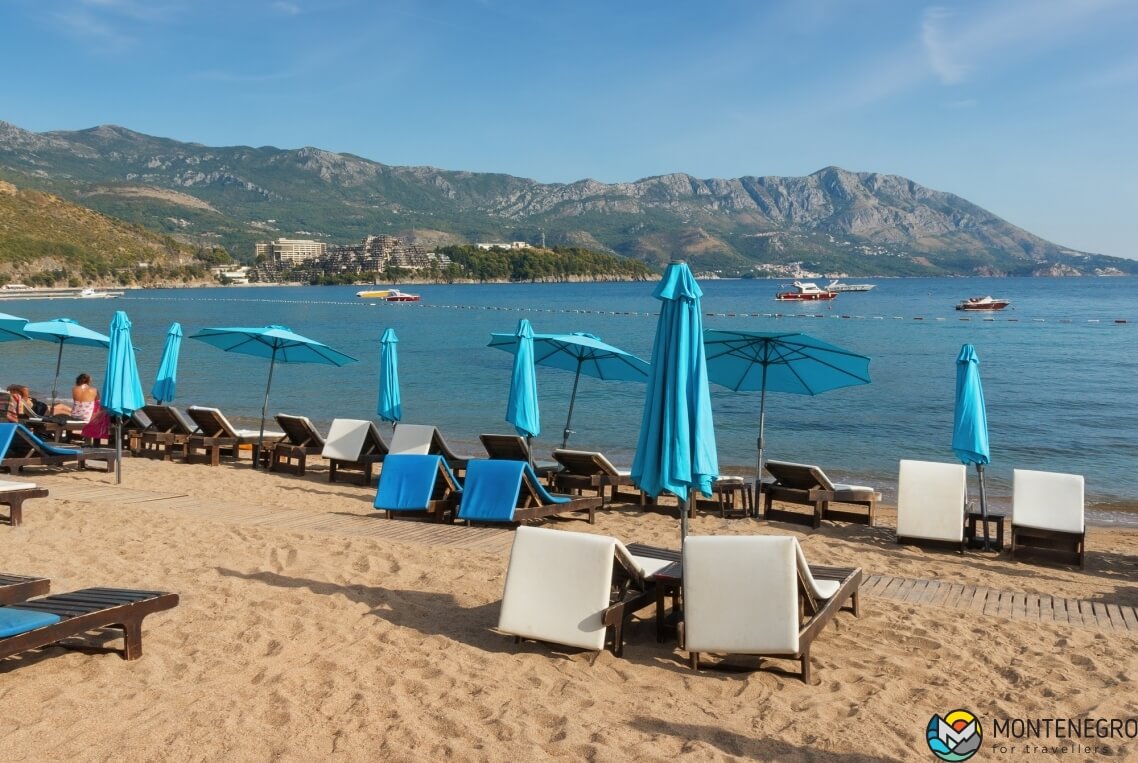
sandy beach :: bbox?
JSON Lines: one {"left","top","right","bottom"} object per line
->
{"left": 2, "top": 456, "right": 1137, "bottom": 762}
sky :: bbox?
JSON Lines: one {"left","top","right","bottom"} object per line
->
{"left": 2, "top": 0, "right": 1137, "bottom": 259}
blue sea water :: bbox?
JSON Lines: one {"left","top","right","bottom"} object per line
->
{"left": 2, "top": 276, "right": 1136, "bottom": 522}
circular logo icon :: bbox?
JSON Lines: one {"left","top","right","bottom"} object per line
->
{"left": 926, "top": 709, "right": 983, "bottom": 761}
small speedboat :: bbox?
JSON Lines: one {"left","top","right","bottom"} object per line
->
{"left": 955, "top": 296, "right": 1011, "bottom": 312}
{"left": 825, "top": 279, "right": 875, "bottom": 293}
{"left": 356, "top": 288, "right": 421, "bottom": 302}
{"left": 775, "top": 281, "right": 837, "bottom": 301}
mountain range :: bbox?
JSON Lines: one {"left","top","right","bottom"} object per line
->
{"left": 0, "top": 120, "right": 1133, "bottom": 276}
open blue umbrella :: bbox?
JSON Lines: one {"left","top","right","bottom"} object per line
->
{"left": 953, "top": 343, "right": 992, "bottom": 548}
{"left": 23, "top": 318, "right": 111, "bottom": 412}
{"left": 703, "top": 330, "right": 871, "bottom": 492}
{"left": 488, "top": 330, "right": 650, "bottom": 447}
{"left": 631, "top": 262, "right": 718, "bottom": 540}
{"left": 151, "top": 322, "right": 183, "bottom": 404}
{"left": 190, "top": 325, "right": 358, "bottom": 467}
{"left": 0, "top": 312, "right": 31, "bottom": 342}
{"left": 505, "top": 318, "right": 541, "bottom": 451}
{"left": 103, "top": 310, "right": 145, "bottom": 484}
{"left": 377, "top": 328, "right": 402, "bottom": 428}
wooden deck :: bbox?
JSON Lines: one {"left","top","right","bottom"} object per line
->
{"left": 42, "top": 482, "right": 1138, "bottom": 633}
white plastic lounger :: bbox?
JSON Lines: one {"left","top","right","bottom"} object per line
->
{"left": 322, "top": 419, "right": 388, "bottom": 484}
{"left": 389, "top": 424, "right": 436, "bottom": 455}
{"left": 895, "top": 460, "right": 967, "bottom": 552}
{"left": 1011, "top": 469, "right": 1086, "bottom": 567}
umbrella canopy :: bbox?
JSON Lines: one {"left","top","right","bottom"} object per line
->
{"left": 0, "top": 312, "right": 31, "bottom": 342}
{"left": 703, "top": 329, "right": 871, "bottom": 487}
{"left": 504, "top": 319, "right": 541, "bottom": 441}
{"left": 23, "top": 318, "right": 111, "bottom": 410}
{"left": 377, "top": 327, "right": 402, "bottom": 426}
{"left": 151, "top": 322, "right": 183, "bottom": 404}
{"left": 103, "top": 310, "right": 145, "bottom": 484}
{"left": 190, "top": 325, "right": 358, "bottom": 466}
{"left": 952, "top": 343, "right": 992, "bottom": 548}
{"left": 487, "top": 330, "right": 650, "bottom": 447}
{"left": 631, "top": 262, "right": 718, "bottom": 539}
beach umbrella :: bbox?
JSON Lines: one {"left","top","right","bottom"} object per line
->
{"left": 0, "top": 312, "right": 31, "bottom": 342}
{"left": 23, "top": 318, "right": 111, "bottom": 412}
{"left": 189, "top": 325, "right": 358, "bottom": 467}
{"left": 952, "top": 343, "right": 992, "bottom": 549}
{"left": 487, "top": 330, "right": 650, "bottom": 447}
{"left": 504, "top": 318, "right": 541, "bottom": 453}
{"left": 151, "top": 322, "right": 183, "bottom": 404}
{"left": 702, "top": 330, "right": 871, "bottom": 494}
{"left": 103, "top": 310, "right": 145, "bottom": 484}
{"left": 377, "top": 327, "right": 402, "bottom": 428}
{"left": 631, "top": 262, "right": 718, "bottom": 540}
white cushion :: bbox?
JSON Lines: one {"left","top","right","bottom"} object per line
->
{"left": 683, "top": 535, "right": 799, "bottom": 655}
{"left": 1013, "top": 469, "right": 1084, "bottom": 534}
{"left": 896, "top": 460, "right": 967, "bottom": 542}
{"left": 0, "top": 480, "right": 39, "bottom": 492}
{"left": 794, "top": 541, "right": 839, "bottom": 600}
{"left": 389, "top": 424, "right": 436, "bottom": 455}
{"left": 321, "top": 419, "right": 371, "bottom": 461}
{"left": 498, "top": 526, "right": 617, "bottom": 651}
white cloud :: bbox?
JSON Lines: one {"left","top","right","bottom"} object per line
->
{"left": 922, "top": 7, "right": 967, "bottom": 84}
{"left": 271, "top": 1, "right": 302, "bottom": 15}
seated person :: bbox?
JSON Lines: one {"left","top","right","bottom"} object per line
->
{"left": 70, "top": 373, "right": 99, "bottom": 422}
{"left": 5, "top": 384, "right": 33, "bottom": 422}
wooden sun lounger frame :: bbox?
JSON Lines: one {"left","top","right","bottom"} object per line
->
{"left": 761, "top": 461, "right": 879, "bottom": 528}
{"left": 686, "top": 564, "right": 862, "bottom": 683}
{"left": 1010, "top": 526, "right": 1086, "bottom": 568}
{"left": 0, "top": 573, "right": 51, "bottom": 605}
{"left": 1, "top": 485, "right": 50, "bottom": 527}
{"left": 137, "top": 405, "right": 197, "bottom": 461}
{"left": 0, "top": 425, "right": 118, "bottom": 474}
{"left": 514, "top": 468, "right": 602, "bottom": 524}
{"left": 381, "top": 458, "right": 464, "bottom": 523}
{"left": 550, "top": 449, "right": 649, "bottom": 507}
{"left": 0, "top": 588, "right": 179, "bottom": 661}
{"left": 327, "top": 424, "right": 388, "bottom": 485}
{"left": 270, "top": 414, "right": 325, "bottom": 476}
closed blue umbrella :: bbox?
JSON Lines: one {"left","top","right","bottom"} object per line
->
{"left": 103, "top": 310, "right": 145, "bottom": 484}
{"left": 631, "top": 262, "right": 718, "bottom": 539}
{"left": 190, "top": 325, "right": 358, "bottom": 467}
{"left": 151, "top": 322, "right": 183, "bottom": 404}
{"left": 0, "top": 312, "right": 31, "bottom": 342}
{"left": 703, "top": 330, "right": 872, "bottom": 493}
{"left": 487, "top": 330, "right": 650, "bottom": 447}
{"left": 377, "top": 328, "right": 402, "bottom": 428}
{"left": 953, "top": 343, "right": 992, "bottom": 548}
{"left": 23, "top": 318, "right": 111, "bottom": 412}
{"left": 505, "top": 318, "right": 541, "bottom": 447}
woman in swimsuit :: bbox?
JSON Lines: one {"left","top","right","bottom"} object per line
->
{"left": 71, "top": 373, "right": 99, "bottom": 422}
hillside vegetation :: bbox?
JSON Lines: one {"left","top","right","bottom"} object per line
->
{"left": 0, "top": 177, "right": 223, "bottom": 287}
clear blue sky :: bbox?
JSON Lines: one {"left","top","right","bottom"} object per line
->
{"left": 2, "top": 0, "right": 1136, "bottom": 259}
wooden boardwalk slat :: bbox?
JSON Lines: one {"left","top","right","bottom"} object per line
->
{"left": 1119, "top": 606, "right": 1138, "bottom": 632}
{"left": 1024, "top": 593, "right": 1040, "bottom": 621}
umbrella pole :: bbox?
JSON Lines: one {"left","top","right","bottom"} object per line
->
{"left": 561, "top": 363, "right": 583, "bottom": 449}
{"left": 525, "top": 434, "right": 534, "bottom": 469}
{"left": 115, "top": 416, "right": 123, "bottom": 484}
{"left": 756, "top": 367, "right": 769, "bottom": 502}
{"left": 680, "top": 488, "right": 690, "bottom": 541}
{"left": 977, "top": 463, "right": 990, "bottom": 550}
{"left": 255, "top": 351, "right": 277, "bottom": 469}
{"left": 50, "top": 343, "right": 64, "bottom": 413}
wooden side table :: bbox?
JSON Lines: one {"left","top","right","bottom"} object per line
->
{"left": 713, "top": 479, "right": 753, "bottom": 518}
{"left": 965, "top": 511, "right": 1005, "bottom": 550}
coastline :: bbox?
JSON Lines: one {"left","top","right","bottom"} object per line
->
{"left": 2, "top": 457, "right": 1136, "bottom": 760}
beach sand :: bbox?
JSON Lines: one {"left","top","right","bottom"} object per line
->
{"left": 2, "top": 457, "right": 1137, "bottom": 762}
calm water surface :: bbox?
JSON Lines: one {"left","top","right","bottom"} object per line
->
{"left": 2, "top": 276, "right": 1136, "bottom": 523}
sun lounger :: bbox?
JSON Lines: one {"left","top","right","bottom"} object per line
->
{"left": 373, "top": 454, "right": 462, "bottom": 522}
{"left": 497, "top": 526, "right": 668, "bottom": 656}
{"left": 0, "top": 587, "right": 178, "bottom": 662}
{"left": 137, "top": 404, "right": 199, "bottom": 461}
{"left": 550, "top": 448, "right": 648, "bottom": 506}
{"left": 1011, "top": 468, "right": 1086, "bottom": 568}
{"left": 761, "top": 460, "right": 881, "bottom": 528}
{"left": 322, "top": 419, "right": 389, "bottom": 484}
{"left": 682, "top": 535, "right": 862, "bottom": 682}
{"left": 0, "top": 573, "right": 50, "bottom": 605}
{"left": 457, "top": 459, "right": 602, "bottom": 525}
{"left": 269, "top": 414, "right": 326, "bottom": 475}
{"left": 0, "top": 422, "right": 118, "bottom": 474}
{"left": 184, "top": 406, "right": 282, "bottom": 466}
{"left": 479, "top": 433, "right": 558, "bottom": 476}
{"left": 391, "top": 424, "right": 475, "bottom": 476}
{"left": 895, "top": 459, "right": 967, "bottom": 552}
{"left": 0, "top": 479, "right": 49, "bottom": 527}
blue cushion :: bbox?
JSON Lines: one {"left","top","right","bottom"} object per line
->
{"left": 457, "top": 459, "right": 526, "bottom": 522}
{"left": 0, "top": 607, "right": 62, "bottom": 637}
{"left": 19, "top": 426, "right": 80, "bottom": 456}
{"left": 524, "top": 462, "right": 570, "bottom": 504}
{"left": 374, "top": 454, "right": 443, "bottom": 511}
{"left": 0, "top": 424, "right": 15, "bottom": 462}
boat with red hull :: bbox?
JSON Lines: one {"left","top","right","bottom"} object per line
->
{"left": 775, "top": 281, "right": 838, "bottom": 301}
{"left": 955, "top": 296, "right": 1010, "bottom": 312}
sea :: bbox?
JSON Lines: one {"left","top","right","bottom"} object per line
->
{"left": 2, "top": 276, "right": 1136, "bottom": 524}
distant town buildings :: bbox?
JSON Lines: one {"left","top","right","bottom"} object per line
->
{"left": 476, "top": 242, "right": 529, "bottom": 250}
{"left": 255, "top": 238, "right": 327, "bottom": 264}
{"left": 249, "top": 234, "right": 451, "bottom": 283}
